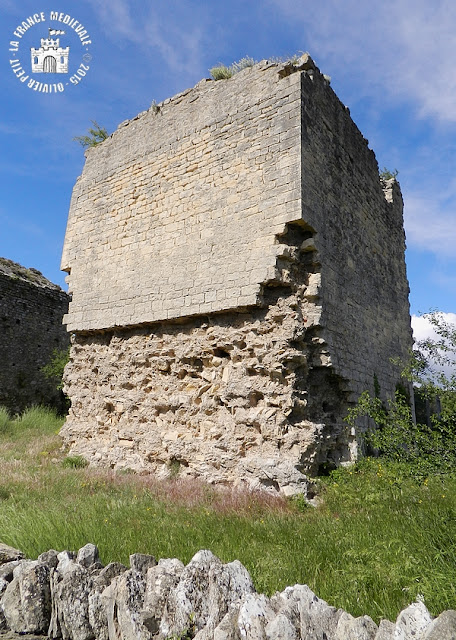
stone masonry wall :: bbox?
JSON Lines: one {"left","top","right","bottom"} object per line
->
{"left": 0, "top": 259, "right": 69, "bottom": 414}
{"left": 61, "top": 63, "right": 302, "bottom": 331}
{"left": 60, "top": 56, "right": 412, "bottom": 493}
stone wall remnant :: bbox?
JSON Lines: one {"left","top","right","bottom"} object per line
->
{"left": 0, "top": 542, "right": 454, "bottom": 640}
{"left": 0, "top": 258, "right": 69, "bottom": 414}
{"left": 60, "top": 54, "right": 412, "bottom": 493}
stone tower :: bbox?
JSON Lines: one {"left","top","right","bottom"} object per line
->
{"left": 60, "top": 55, "right": 412, "bottom": 495}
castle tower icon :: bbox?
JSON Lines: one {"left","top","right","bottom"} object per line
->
{"left": 31, "top": 29, "right": 69, "bottom": 73}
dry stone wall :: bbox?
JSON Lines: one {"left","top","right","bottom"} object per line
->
{"left": 60, "top": 55, "right": 412, "bottom": 493}
{"left": 1, "top": 542, "right": 454, "bottom": 640}
{"left": 0, "top": 259, "right": 69, "bottom": 414}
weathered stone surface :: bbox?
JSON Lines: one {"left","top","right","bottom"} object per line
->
{"left": 374, "top": 619, "right": 395, "bottom": 639}
{"left": 272, "top": 584, "right": 342, "bottom": 639}
{"left": 38, "top": 550, "right": 59, "bottom": 568}
{"left": 49, "top": 556, "right": 95, "bottom": 640}
{"left": 159, "top": 549, "right": 255, "bottom": 638}
{"left": 102, "top": 561, "right": 151, "bottom": 640}
{"left": 0, "top": 562, "right": 20, "bottom": 597}
{"left": 129, "top": 553, "right": 156, "bottom": 575}
{"left": 88, "top": 562, "right": 127, "bottom": 640}
{"left": 334, "top": 611, "right": 378, "bottom": 639}
{"left": 77, "top": 544, "right": 100, "bottom": 569}
{"left": 423, "top": 609, "right": 456, "bottom": 639}
{"left": 237, "top": 593, "right": 276, "bottom": 639}
{"left": 0, "top": 258, "right": 69, "bottom": 414}
{"left": 60, "top": 57, "right": 412, "bottom": 493}
{"left": 1, "top": 560, "right": 51, "bottom": 634}
{"left": 0, "top": 544, "right": 24, "bottom": 565}
{"left": 394, "top": 601, "right": 432, "bottom": 639}
{"left": 265, "top": 612, "right": 299, "bottom": 639}
{"left": 141, "top": 558, "right": 184, "bottom": 635}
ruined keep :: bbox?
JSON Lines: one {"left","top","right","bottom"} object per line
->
{"left": 0, "top": 258, "right": 69, "bottom": 414}
{"left": 60, "top": 55, "right": 412, "bottom": 495}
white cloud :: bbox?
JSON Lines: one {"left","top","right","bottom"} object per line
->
{"left": 412, "top": 312, "right": 456, "bottom": 379}
{"left": 85, "top": 0, "right": 137, "bottom": 42}
{"left": 86, "top": 0, "right": 205, "bottom": 74}
{"left": 270, "top": 0, "right": 456, "bottom": 122}
{"left": 412, "top": 312, "right": 456, "bottom": 342}
{"left": 404, "top": 191, "right": 456, "bottom": 257}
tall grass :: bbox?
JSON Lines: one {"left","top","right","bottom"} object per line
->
{"left": 0, "top": 407, "right": 455, "bottom": 623}
{"left": 0, "top": 406, "right": 10, "bottom": 433}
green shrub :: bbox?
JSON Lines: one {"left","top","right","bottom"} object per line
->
{"left": 209, "top": 64, "right": 233, "bottom": 80}
{"left": 42, "top": 347, "right": 70, "bottom": 391}
{"left": 62, "top": 455, "right": 89, "bottom": 469}
{"left": 346, "top": 390, "right": 456, "bottom": 478}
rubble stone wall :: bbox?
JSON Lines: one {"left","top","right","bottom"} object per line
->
{"left": 60, "top": 56, "right": 412, "bottom": 492}
{"left": 0, "top": 542, "right": 453, "bottom": 640}
{"left": 0, "top": 259, "right": 69, "bottom": 414}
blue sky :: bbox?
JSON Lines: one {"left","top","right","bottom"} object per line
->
{"left": 1, "top": 0, "right": 455, "bottom": 320}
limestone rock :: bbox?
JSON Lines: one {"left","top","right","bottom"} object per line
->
{"left": 102, "top": 557, "right": 154, "bottom": 640}
{"left": 77, "top": 543, "right": 100, "bottom": 568}
{"left": 38, "top": 549, "right": 59, "bottom": 568}
{"left": 423, "top": 610, "right": 456, "bottom": 639}
{"left": 0, "top": 544, "right": 24, "bottom": 564}
{"left": 1, "top": 560, "right": 51, "bottom": 634}
{"left": 0, "top": 561, "right": 20, "bottom": 596}
{"left": 129, "top": 553, "right": 156, "bottom": 575}
{"left": 237, "top": 593, "right": 276, "bottom": 639}
{"left": 159, "top": 550, "right": 255, "bottom": 639}
{"left": 334, "top": 611, "right": 378, "bottom": 639}
{"left": 265, "top": 612, "right": 299, "bottom": 639}
{"left": 272, "top": 584, "right": 342, "bottom": 639}
{"left": 394, "top": 601, "right": 432, "bottom": 639}
{"left": 141, "top": 558, "right": 184, "bottom": 635}
{"left": 88, "top": 562, "right": 127, "bottom": 640}
{"left": 49, "top": 556, "right": 95, "bottom": 640}
{"left": 374, "top": 619, "right": 395, "bottom": 639}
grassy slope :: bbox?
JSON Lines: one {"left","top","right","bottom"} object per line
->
{"left": 0, "top": 406, "right": 455, "bottom": 623}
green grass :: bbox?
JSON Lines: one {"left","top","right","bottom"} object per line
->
{"left": 0, "top": 407, "right": 455, "bottom": 623}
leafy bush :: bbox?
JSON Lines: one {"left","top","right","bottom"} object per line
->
{"left": 210, "top": 64, "right": 234, "bottom": 80}
{"left": 346, "top": 391, "right": 456, "bottom": 477}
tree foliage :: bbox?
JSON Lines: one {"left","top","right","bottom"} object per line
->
{"left": 73, "top": 120, "right": 109, "bottom": 148}
{"left": 347, "top": 311, "right": 456, "bottom": 476}
{"left": 41, "top": 347, "right": 70, "bottom": 391}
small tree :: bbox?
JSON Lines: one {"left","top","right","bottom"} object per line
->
{"left": 379, "top": 167, "right": 399, "bottom": 181}
{"left": 73, "top": 120, "right": 108, "bottom": 148}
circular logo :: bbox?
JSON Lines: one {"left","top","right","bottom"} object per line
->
{"left": 8, "top": 11, "right": 93, "bottom": 94}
